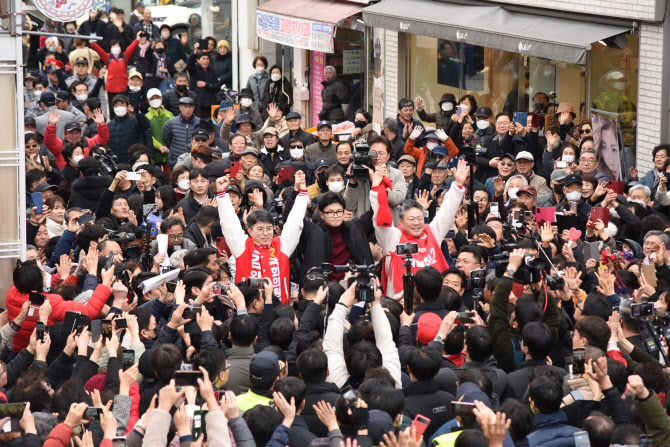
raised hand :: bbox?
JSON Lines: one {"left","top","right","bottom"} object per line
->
{"left": 93, "top": 109, "right": 105, "bottom": 125}
{"left": 435, "top": 128, "right": 448, "bottom": 142}
{"left": 48, "top": 108, "right": 60, "bottom": 126}
{"left": 267, "top": 103, "right": 279, "bottom": 120}
{"left": 294, "top": 170, "right": 306, "bottom": 191}
{"left": 415, "top": 190, "right": 433, "bottom": 210}
{"left": 216, "top": 175, "right": 231, "bottom": 192}
{"left": 453, "top": 159, "right": 468, "bottom": 187}
{"left": 595, "top": 265, "right": 616, "bottom": 296}
{"left": 225, "top": 107, "right": 235, "bottom": 124}
{"left": 408, "top": 125, "right": 423, "bottom": 141}
{"left": 414, "top": 96, "right": 424, "bottom": 110}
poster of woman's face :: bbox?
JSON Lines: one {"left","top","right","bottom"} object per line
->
{"left": 593, "top": 115, "right": 621, "bottom": 181}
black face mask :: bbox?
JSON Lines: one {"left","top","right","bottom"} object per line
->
{"left": 553, "top": 184, "right": 564, "bottom": 195}
{"left": 354, "top": 120, "right": 367, "bottom": 129}
{"left": 155, "top": 48, "right": 166, "bottom": 54}
{"left": 176, "top": 85, "right": 188, "bottom": 93}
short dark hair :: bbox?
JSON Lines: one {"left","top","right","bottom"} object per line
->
{"left": 582, "top": 293, "right": 613, "bottom": 320}
{"left": 459, "top": 245, "right": 483, "bottom": 264}
{"left": 252, "top": 56, "right": 268, "bottom": 68}
{"left": 189, "top": 168, "right": 208, "bottom": 181}
{"left": 611, "top": 425, "right": 643, "bottom": 446}
{"left": 575, "top": 316, "right": 611, "bottom": 352}
{"left": 269, "top": 317, "right": 295, "bottom": 350}
{"left": 415, "top": 266, "right": 443, "bottom": 302}
{"left": 439, "top": 286, "right": 462, "bottom": 311}
{"left": 514, "top": 296, "right": 543, "bottom": 332}
{"left": 296, "top": 348, "right": 328, "bottom": 382}
{"left": 129, "top": 307, "right": 152, "bottom": 331}
{"left": 444, "top": 324, "right": 464, "bottom": 355}
{"left": 367, "top": 135, "right": 392, "bottom": 156}
{"left": 498, "top": 399, "right": 534, "bottom": 442}
{"left": 345, "top": 341, "right": 382, "bottom": 386}
{"left": 521, "top": 322, "right": 555, "bottom": 360}
{"left": 246, "top": 209, "right": 274, "bottom": 228}
{"left": 465, "top": 326, "right": 492, "bottom": 362}
{"left": 528, "top": 375, "right": 563, "bottom": 414}
{"left": 196, "top": 347, "right": 227, "bottom": 380}
{"left": 442, "top": 268, "right": 466, "bottom": 289}
{"left": 472, "top": 224, "right": 497, "bottom": 242}
{"left": 229, "top": 315, "right": 259, "bottom": 347}
{"left": 77, "top": 156, "right": 100, "bottom": 177}
{"left": 243, "top": 405, "right": 282, "bottom": 447}
{"left": 325, "top": 165, "right": 345, "bottom": 181}
{"left": 236, "top": 283, "right": 262, "bottom": 308}
{"left": 274, "top": 376, "right": 307, "bottom": 409}
{"left": 75, "top": 223, "right": 107, "bottom": 251}
{"left": 13, "top": 260, "right": 43, "bottom": 293}
{"left": 151, "top": 344, "right": 182, "bottom": 383}
{"left": 183, "top": 247, "right": 217, "bottom": 269}
{"left": 398, "top": 98, "right": 414, "bottom": 110}
{"left": 181, "top": 266, "right": 211, "bottom": 294}
{"left": 406, "top": 346, "right": 441, "bottom": 381}
{"left": 455, "top": 429, "right": 488, "bottom": 447}
{"left": 160, "top": 216, "right": 185, "bottom": 233}
{"left": 318, "top": 191, "right": 345, "bottom": 212}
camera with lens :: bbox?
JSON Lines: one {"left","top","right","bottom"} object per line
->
{"left": 273, "top": 213, "right": 284, "bottom": 229}
{"left": 346, "top": 265, "right": 377, "bottom": 303}
{"left": 349, "top": 140, "right": 378, "bottom": 182}
{"left": 92, "top": 147, "right": 119, "bottom": 176}
{"left": 631, "top": 302, "right": 654, "bottom": 318}
{"left": 459, "top": 142, "right": 487, "bottom": 166}
{"left": 494, "top": 253, "right": 545, "bottom": 285}
{"left": 107, "top": 229, "right": 137, "bottom": 244}
{"left": 545, "top": 274, "right": 564, "bottom": 290}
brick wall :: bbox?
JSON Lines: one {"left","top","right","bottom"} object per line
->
{"left": 481, "top": 0, "right": 658, "bottom": 21}
{"left": 636, "top": 22, "right": 664, "bottom": 173}
{"left": 384, "top": 30, "right": 399, "bottom": 119}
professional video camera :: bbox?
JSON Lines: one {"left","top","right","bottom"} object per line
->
{"left": 322, "top": 262, "right": 377, "bottom": 303}
{"left": 106, "top": 229, "right": 138, "bottom": 244}
{"left": 466, "top": 268, "right": 486, "bottom": 304}
{"left": 493, "top": 253, "right": 545, "bottom": 285}
{"left": 92, "top": 146, "right": 119, "bottom": 176}
{"left": 459, "top": 141, "right": 487, "bottom": 166}
{"left": 349, "top": 139, "right": 378, "bottom": 182}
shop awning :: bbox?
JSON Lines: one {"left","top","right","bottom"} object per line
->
{"left": 257, "top": 0, "right": 364, "bottom": 53}
{"left": 362, "top": 0, "right": 631, "bottom": 64}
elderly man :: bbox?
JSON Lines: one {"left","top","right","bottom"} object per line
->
{"left": 306, "top": 121, "right": 338, "bottom": 164}
{"left": 485, "top": 152, "right": 516, "bottom": 198}
{"left": 279, "top": 112, "right": 314, "bottom": 149}
{"left": 345, "top": 136, "right": 407, "bottom": 222}
{"left": 133, "top": 8, "right": 159, "bottom": 40}
{"left": 578, "top": 149, "right": 609, "bottom": 182}
{"left": 163, "top": 96, "right": 201, "bottom": 167}
{"left": 537, "top": 170, "right": 567, "bottom": 207}
{"left": 319, "top": 66, "right": 346, "bottom": 123}
{"left": 515, "top": 151, "right": 549, "bottom": 195}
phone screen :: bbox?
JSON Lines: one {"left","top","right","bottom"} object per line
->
{"left": 572, "top": 348, "right": 585, "bottom": 375}
{"left": 36, "top": 321, "right": 45, "bottom": 342}
{"left": 489, "top": 202, "right": 499, "bottom": 214}
{"left": 174, "top": 371, "right": 203, "bottom": 387}
{"left": 29, "top": 291, "right": 46, "bottom": 306}
{"left": 0, "top": 403, "right": 26, "bottom": 433}
{"left": 76, "top": 213, "right": 95, "bottom": 226}
{"left": 101, "top": 320, "right": 112, "bottom": 341}
{"left": 122, "top": 350, "right": 134, "bottom": 371}
{"left": 574, "top": 431, "right": 591, "bottom": 447}
{"left": 85, "top": 407, "right": 102, "bottom": 421}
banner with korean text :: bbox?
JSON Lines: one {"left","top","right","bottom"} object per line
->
{"left": 256, "top": 10, "right": 336, "bottom": 53}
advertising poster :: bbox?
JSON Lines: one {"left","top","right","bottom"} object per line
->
{"left": 592, "top": 115, "right": 622, "bottom": 180}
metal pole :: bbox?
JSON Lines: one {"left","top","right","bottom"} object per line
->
{"left": 23, "top": 30, "right": 103, "bottom": 40}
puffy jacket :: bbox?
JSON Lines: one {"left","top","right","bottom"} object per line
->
{"left": 162, "top": 88, "right": 199, "bottom": 117}
{"left": 146, "top": 106, "right": 174, "bottom": 164}
{"left": 6, "top": 283, "right": 110, "bottom": 352}
{"left": 44, "top": 123, "right": 110, "bottom": 169}
{"left": 212, "top": 52, "right": 232, "bottom": 88}
{"left": 527, "top": 412, "right": 579, "bottom": 447}
{"left": 404, "top": 137, "right": 459, "bottom": 176}
{"left": 175, "top": 190, "right": 212, "bottom": 224}
{"left": 107, "top": 115, "right": 143, "bottom": 164}
{"left": 68, "top": 175, "right": 113, "bottom": 210}
{"left": 91, "top": 39, "right": 139, "bottom": 94}
{"left": 403, "top": 381, "right": 455, "bottom": 443}
{"left": 162, "top": 114, "right": 201, "bottom": 167}
{"left": 417, "top": 98, "right": 455, "bottom": 130}
{"left": 246, "top": 72, "right": 270, "bottom": 112}
{"left": 319, "top": 78, "right": 346, "bottom": 123}
{"left": 187, "top": 53, "right": 221, "bottom": 107}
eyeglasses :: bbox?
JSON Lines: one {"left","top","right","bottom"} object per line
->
{"left": 322, "top": 209, "right": 344, "bottom": 217}
{"left": 579, "top": 128, "right": 591, "bottom": 135}
{"left": 194, "top": 137, "right": 208, "bottom": 142}
{"left": 404, "top": 216, "right": 424, "bottom": 223}
{"left": 253, "top": 227, "right": 274, "bottom": 234}
{"left": 26, "top": 144, "right": 40, "bottom": 149}
{"left": 580, "top": 158, "right": 597, "bottom": 164}
{"left": 290, "top": 145, "right": 303, "bottom": 149}
{"left": 499, "top": 162, "right": 514, "bottom": 167}
{"left": 167, "top": 234, "right": 184, "bottom": 241}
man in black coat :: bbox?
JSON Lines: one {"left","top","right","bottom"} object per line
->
{"left": 297, "top": 349, "right": 341, "bottom": 437}
{"left": 163, "top": 73, "right": 199, "bottom": 116}
{"left": 102, "top": 9, "right": 134, "bottom": 51}
{"left": 282, "top": 191, "right": 374, "bottom": 285}
{"left": 67, "top": 157, "right": 113, "bottom": 210}
{"left": 275, "top": 377, "right": 317, "bottom": 447}
{"left": 280, "top": 112, "right": 315, "bottom": 149}
{"left": 410, "top": 267, "right": 449, "bottom": 329}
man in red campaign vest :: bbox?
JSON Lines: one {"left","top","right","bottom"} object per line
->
{"left": 371, "top": 159, "right": 469, "bottom": 296}
{"left": 216, "top": 171, "right": 310, "bottom": 303}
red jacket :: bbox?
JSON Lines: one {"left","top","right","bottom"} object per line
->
{"left": 91, "top": 39, "right": 139, "bottom": 93}
{"left": 6, "top": 283, "right": 111, "bottom": 352}
{"left": 44, "top": 123, "right": 110, "bottom": 169}
{"left": 404, "top": 137, "right": 459, "bottom": 175}
{"left": 45, "top": 423, "right": 113, "bottom": 447}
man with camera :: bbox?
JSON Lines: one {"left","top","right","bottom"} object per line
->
{"left": 371, "top": 159, "right": 468, "bottom": 296}
{"left": 345, "top": 136, "right": 407, "bottom": 222}
{"left": 216, "top": 171, "right": 310, "bottom": 304}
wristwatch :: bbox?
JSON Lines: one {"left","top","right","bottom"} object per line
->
{"left": 506, "top": 268, "right": 516, "bottom": 276}
{"left": 433, "top": 334, "right": 444, "bottom": 343}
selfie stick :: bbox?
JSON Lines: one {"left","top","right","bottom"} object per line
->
{"left": 403, "top": 253, "right": 415, "bottom": 314}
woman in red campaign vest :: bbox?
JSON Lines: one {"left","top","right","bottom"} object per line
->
{"left": 215, "top": 171, "right": 309, "bottom": 303}
{"left": 371, "top": 159, "right": 469, "bottom": 296}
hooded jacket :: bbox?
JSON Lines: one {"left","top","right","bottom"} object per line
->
{"left": 67, "top": 175, "right": 113, "bottom": 210}
{"left": 212, "top": 52, "right": 232, "bottom": 88}
{"left": 146, "top": 106, "right": 174, "bottom": 164}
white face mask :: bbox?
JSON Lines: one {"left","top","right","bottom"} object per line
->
{"left": 441, "top": 102, "right": 454, "bottom": 112}
{"left": 426, "top": 142, "right": 438, "bottom": 150}
{"left": 129, "top": 85, "right": 141, "bottom": 93}
{"left": 508, "top": 187, "right": 519, "bottom": 199}
{"left": 476, "top": 120, "right": 489, "bottom": 130}
{"left": 328, "top": 182, "right": 343, "bottom": 193}
{"left": 240, "top": 98, "right": 253, "bottom": 108}
{"left": 114, "top": 106, "right": 127, "bottom": 117}
{"left": 111, "top": 47, "right": 121, "bottom": 56}
{"left": 613, "top": 81, "right": 624, "bottom": 91}
{"left": 76, "top": 94, "right": 88, "bottom": 102}
{"left": 631, "top": 199, "right": 647, "bottom": 208}
{"left": 566, "top": 191, "right": 582, "bottom": 202}
{"left": 460, "top": 104, "right": 471, "bottom": 113}
{"left": 72, "top": 155, "right": 84, "bottom": 165}
{"left": 256, "top": 66, "right": 265, "bottom": 74}
{"left": 101, "top": 18, "right": 108, "bottom": 23}
{"left": 290, "top": 148, "right": 303, "bottom": 160}
{"left": 562, "top": 154, "right": 575, "bottom": 163}
{"left": 271, "top": 73, "right": 281, "bottom": 82}
{"left": 34, "top": 90, "right": 43, "bottom": 99}
{"left": 149, "top": 99, "right": 162, "bottom": 109}
{"left": 178, "top": 179, "right": 190, "bottom": 191}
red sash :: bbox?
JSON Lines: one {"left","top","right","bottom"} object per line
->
{"left": 382, "top": 225, "right": 449, "bottom": 294}
{"left": 234, "top": 237, "right": 290, "bottom": 304}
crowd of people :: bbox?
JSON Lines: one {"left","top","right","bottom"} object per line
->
{"left": 10, "top": 8, "right": 670, "bottom": 447}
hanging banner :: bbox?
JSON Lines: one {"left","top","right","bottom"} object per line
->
{"left": 310, "top": 51, "right": 326, "bottom": 126}
{"left": 256, "top": 10, "right": 335, "bottom": 53}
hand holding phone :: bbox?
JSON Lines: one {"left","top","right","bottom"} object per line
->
{"left": 230, "top": 162, "right": 241, "bottom": 178}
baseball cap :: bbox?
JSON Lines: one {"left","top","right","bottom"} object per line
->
{"left": 314, "top": 158, "right": 331, "bottom": 171}
{"left": 128, "top": 70, "right": 143, "bottom": 80}
{"left": 219, "top": 100, "right": 234, "bottom": 110}
{"left": 45, "top": 65, "right": 59, "bottom": 74}
{"left": 112, "top": 94, "right": 128, "bottom": 105}
{"left": 499, "top": 153, "right": 515, "bottom": 162}
{"left": 317, "top": 120, "right": 332, "bottom": 131}
{"left": 457, "top": 382, "right": 492, "bottom": 407}
{"left": 564, "top": 174, "right": 583, "bottom": 187}
{"left": 249, "top": 351, "right": 280, "bottom": 381}
{"left": 285, "top": 112, "right": 301, "bottom": 121}
{"left": 226, "top": 185, "right": 241, "bottom": 196}
{"left": 432, "top": 145, "right": 448, "bottom": 157}
{"left": 263, "top": 127, "right": 278, "bottom": 137}
{"left": 64, "top": 122, "right": 82, "bottom": 132}
{"left": 434, "top": 161, "right": 449, "bottom": 170}
{"left": 55, "top": 91, "right": 70, "bottom": 102}
{"left": 398, "top": 155, "right": 416, "bottom": 166}
{"left": 416, "top": 313, "right": 442, "bottom": 345}
{"left": 40, "top": 92, "right": 56, "bottom": 105}
{"left": 74, "top": 57, "right": 89, "bottom": 66}
{"left": 515, "top": 151, "right": 534, "bottom": 161}
{"left": 25, "top": 71, "right": 38, "bottom": 80}
{"left": 135, "top": 1, "right": 145, "bottom": 7}
{"left": 179, "top": 96, "right": 195, "bottom": 106}
{"left": 475, "top": 107, "right": 493, "bottom": 118}
{"left": 551, "top": 169, "right": 567, "bottom": 182}
{"left": 146, "top": 88, "right": 162, "bottom": 100}
{"left": 517, "top": 185, "right": 537, "bottom": 196}
{"left": 193, "top": 129, "right": 209, "bottom": 140}
{"left": 241, "top": 148, "right": 259, "bottom": 158}
{"left": 32, "top": 182, "right": 58, "bottom": 193}
{"left": 24, "top": 117, "right": 37, "bottom": 127}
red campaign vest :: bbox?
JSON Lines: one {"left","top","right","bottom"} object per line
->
{"left": 235, "top": 236, "right": 290, "bottom": 304}
{"left": 382, "top": 225, "right": 449, "bottom": 294}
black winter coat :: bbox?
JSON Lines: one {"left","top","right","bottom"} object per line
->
{"left": 68, "top": 175, "right": 113, "bottom": 210}
{"left": 302, "top": 380, "right": 341, "bottom": 437}
{"left": 212, "top": 52, "right": 232, "bottom": 88}
{"left": 403, "top": 381, "right": 455, "bottom": 443}
{"left": 261, "top": 78, "right": 293, "bottom": 120}
{"left": 319, "top": 78, "right": 346, "bottom": 123}
{"left": 187, "top": 53, "right": 222, "bottom": 107}
{"left": 283, "top": 189, "right": 374, "bottom": 284}
{"left": 107, "top": 115, "right": 143, "bottom": 164}
{"left": 279, "top": 128, "right": 315, "bottom": 149}
{"left": 163, "top": 88, "right": 199, "bottom": 117}
{"left": 175, "top": 191, "right": 214, "bottom": 224}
